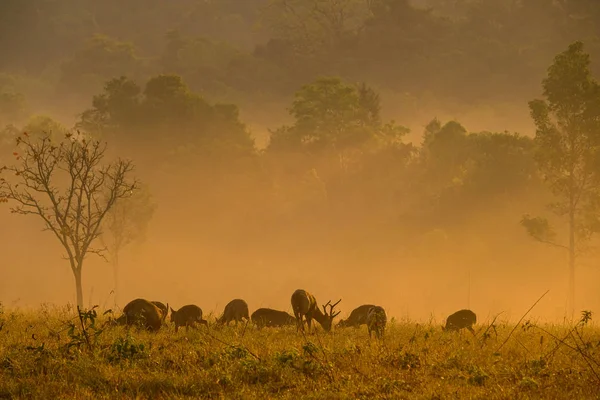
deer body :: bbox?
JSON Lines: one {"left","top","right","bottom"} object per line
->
{"left": 251, "top": 308, "right": 296, "bottom": 328}
{"left": 117, "top": 298, "right": 164, "bottom": 332}
{"left": 151, "top": 301, "right": 169, "bottom": 321}
{"left": 170, "top": 305, "right": 208, "bottom": 332}
{"left": 443, "top": 309, "right": 477, "bottom": 334}
{"left": 366, "top": 306, "right": 387, "bottom": 339}
{"left": 290, "top": 289, "right": 341, "bottom": 333}
{"left": 218, "top": 299, "right": 250, "bottom": 326}
{"left": 337, "top": 304, "right": 376, "bottom": 328}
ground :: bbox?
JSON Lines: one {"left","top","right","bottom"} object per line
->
{"left": 0, "top": 305, "right": 598, "bottom": 399}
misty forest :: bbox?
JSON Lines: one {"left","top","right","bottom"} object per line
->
{"left": 1, "top": 0, "right": 600, "bottom": 398}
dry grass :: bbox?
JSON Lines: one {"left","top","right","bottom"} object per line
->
{"left": 0, "top": 304, "right": 599, "bottom": 399}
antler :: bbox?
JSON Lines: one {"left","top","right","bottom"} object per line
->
{"left": 323, "top": 299, "right": 342, "bottom": 318}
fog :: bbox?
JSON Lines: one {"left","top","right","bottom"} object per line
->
{"left": 1, "top": 0, "right": 599, "bottom": 324}
{"left": 1, "top": 137, "right": 597, "bottom": 324}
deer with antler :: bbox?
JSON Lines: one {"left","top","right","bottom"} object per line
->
{"left": 290, "top": 289, "right": 341, "bottom": 333}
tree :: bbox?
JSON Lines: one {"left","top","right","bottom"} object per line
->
{"left": 264, "top": 76, "right": 411, "bottom": 241}
{"left": 414, "top": 119, "right": 540, "bottom": 229}
{"left": 100, "top": 183, "right": 156, "bottom": 306}
{"left": 522, "top": 41, "right": 600, "bottom": 318}
{"left": 0, "top": 75, "right": 27, "bottom": 127}
{"left": 0, "top": 132, "right": 138, "bottom": 307}
{"left": 22, "top": 115, "right": 69, "bottom": 141}
{"left": 59, "top": 34, "right": 142, "bottom": 96}
{"left": 78, "top": 74, "right": 256, "bottom": 164}
{"left": 268, "top": 77, "right": 401, "bottom": 156}
{"left": 77, "top": 76, "right": 141, "bottom": 138}
{"left": 260, "top": 0, "right": 369, "bottom": 56}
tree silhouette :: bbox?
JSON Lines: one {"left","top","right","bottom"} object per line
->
{"left": 0, "top": 132, "right": 137, "bottom": 307}
{"left": 523, "top": 41, "right": 600, "bottom": 318}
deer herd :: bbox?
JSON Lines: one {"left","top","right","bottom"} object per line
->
{"left": 113, "top": 289, "right": 478, "bottom": 340}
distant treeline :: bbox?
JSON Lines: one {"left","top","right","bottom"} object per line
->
{"left": 0, "top": 0, "right": 599, "bottom": 110}
{"left": 0, "top": 69, "right": 560, "bottom": 271}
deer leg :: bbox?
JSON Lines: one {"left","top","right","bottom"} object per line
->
{"left": 295, "top": 314, "right": 303, "bottom": 332}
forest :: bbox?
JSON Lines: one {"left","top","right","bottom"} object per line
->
{"left": 0, "top": 0, "right": 600, "bottom": 325}
{"left": 2, "top": 0, "right": 600, "bottom": 133}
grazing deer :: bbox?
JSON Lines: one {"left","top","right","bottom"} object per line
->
{"left": 290, "top": 289, "right": 341, "bottom": 333}
{"left": 443, "top": 309, "right": 477, "bottom": 335}
{"left": 151, "top": 301, "right": 169, "bottom": 321}
{"left": 217, "top": 299, "right": 250, "bottom": 326}
{"left": 337, "top": 304, "right": 375, "bottom": 328}
{"left": 116, "top": 298, "right": 165, "bottom": 332}
{"left": 251, "top": 308, "right": 296, "bottom": 328}
{"left": 366, "top": 306, "right": 387, "bottom": 339}
{"left": 170, "top": 305, "right": 208, "bottom": 333}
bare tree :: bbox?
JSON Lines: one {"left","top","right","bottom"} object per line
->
{"left": 0, "top": 132, "right": 137, "bottom": 307}
{"left": 100, "top": 183, "right": 156, "bottom": 306}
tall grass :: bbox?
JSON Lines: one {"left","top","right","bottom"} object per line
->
{"left": 0, "top": 304, "right": 598, "bottom": 399}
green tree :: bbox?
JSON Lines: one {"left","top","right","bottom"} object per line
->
{"left": 141, "top": 74, "right": 209, "bottom": 128}
{"left": 416, "top": 119, "right": 472, "bottom": 217}
{"left": 415, "top": 119, "right": 537, "bottom": 228}
{"left": 77, "top": 76, "right": 141, "bottom": 138}
{"left": 260, "top": 0, "right": 369, "bottom": 57}
{"left": 78, "top": 74, "right": 255, "bottom": 163}
{"left": 160, "top": 29, "right": 188, "bottom": 73}
{"left": 23, "top": 115, "right": 69, "bottom": 141}
{"left": 522, "top": 41, "right": 600, "bottom": 318}
{"left": 0, "top": 132, "right": 138, "bottom": 308}
{"left": 0, "top": 92, "right": 26, "bottom": 125}
{"left": 59, "top": 34, "right": 143, "bottom": 96}
{"left": 268, "top": 77, "right": 404, "bottom": 157}
{"left": 0, "top": 75, "right": 27, "bottom": 127}
{"left": 265, "top": 76, "right": 411, "bottom": 236}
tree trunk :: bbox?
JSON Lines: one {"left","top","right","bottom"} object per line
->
{"left": 568, "top": 207, "right": 576, "bottom": 320}
{"left": 73, "top": 267, "right": 84, "bottom": 309}
{"left": 112, "top": 254, "right": 120, "bottom": 308}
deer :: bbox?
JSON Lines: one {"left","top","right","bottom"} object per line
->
{"left": 251, "top": 308, "right": 296, "bottom": 328}
{"left": 217, "top": 299, "right": 250, "bottom": 326}
{"left": 116, "top": 298, "right": 166, "bottom": 332}
{"left": 151, "top": 301, "right": 169, "bottom": 321}
{"left": 170, "top": 305, "right": 208, "bottom": 333}
{"left": 443, "top": 309, "right": 477, "bottom": 335}
{"left": 366, "top": 306, "right": 387, "bottom": 339}
{"left": 336, "top": 304, "right": 376, "bottom": 329}
{"left": 290, "top": 289, "right": 341, "bottom": 333}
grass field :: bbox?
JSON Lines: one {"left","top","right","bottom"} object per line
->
{"left": 0, "top": 304, "right": 599, "bottom": 399}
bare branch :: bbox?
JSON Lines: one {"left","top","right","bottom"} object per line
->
{"left": 0, "top": 132, "right": 138, "bottom": 306}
